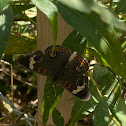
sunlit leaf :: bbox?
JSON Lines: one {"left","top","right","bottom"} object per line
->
{"left": 109, "top": 84, "right": 122, "bottom": 110}
{"left": 54, "top": 0, "right": 126, "bottom": 81}
{"left": 0, "top": 0, "right": 11, "bottom": 12}
{"left": 93, "top": 97, "right": 109, "bottom": 126}
{"left": 12, "top": 4, "right": 35, "bottom": 21}
{"left": 12, "top": 4, "right": 35, "bottom": 13}
{"left": 110, "top": 120, "right": 119, "bottom": 126}
{"left": 69, "top": 98, "right": 96, "bottom": 126}
{"left": 56, "top": 0, "right": 126, "bottom": 31}
{"left": 115, "top": 97, "right": 126, "bottom": 126}
{"left": 4, "top": 34, "right": 36, "bottom": 54}
{"left": 31, "top": 0, "right": 58, "bottom": 46}
{"left": 42, "top": 78, "right": 64, "bottom": 124}
{"left": 122, "top": 40, "right": 126, "bottom": 52}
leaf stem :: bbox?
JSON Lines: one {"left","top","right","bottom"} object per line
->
{"left": 109, "top": 112, "right": 121, "bottom": 126}
{"left": 88, "top": 71, "right": 102, "bottom": 98}
{"left": 88, "top": 68, "right": 121, "bottom": 126}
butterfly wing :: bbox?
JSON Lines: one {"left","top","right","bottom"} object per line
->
{"left": 18, "top": 45, "right": 72, "bottom": 77}
{"left": 58, "top": 51, "right": 91, "bottom": 100}
{"left": 18, "top": 45, "right": 90, "bottom": 100}
{"left": 18, "top": 50, "right": 48, "bottom": 74}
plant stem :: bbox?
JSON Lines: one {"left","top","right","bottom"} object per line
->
{"left": 88, "top": 71, "right": 102, "bottom": 98}
{"left": 109, "top": 0, "right": 113, "bottom": 8}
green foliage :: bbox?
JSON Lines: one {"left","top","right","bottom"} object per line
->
{"left": 93, "top": 64, "right": 115, "bottom": 95}
{"left": 68, "top": 98, "right": 96, "bottom": 126}
{"left": 62, "top": 30, "right": 87, "bottom": 54}
{"left": 0, "top": 0, "right": 126, "bottom": 126}
{"left": 0, "top": 5, "right": 13, "bottom": 58}
{"left": 52, "top": 108, "right": 64, "bottom": 126}
{"left": 55, "top": 0, "right": 126, "bottom": 31}
{"left": 93, "top": 97, "right": 109, "bottom": 126}
{"left": 42, "top": 78, "right": 64, "bottom": 124}
{"left": 5, "top": 34, "right": 36, "bottom": 54}
{"left": 93, "top": 65, "right": 109, "bottom": 79}
{"left": 0, "top": 0, "right": 11, "bottom": 11}
{"left": 12, "top": 4, "right": 35, "bottom": 21}
{"left": 54, "top": 0, "right": 126, "bottom": 81}
{"left": 31, "top": 0, "right": 58, "bottom": 47}
{"left": 115, "top": 97, "right": 126, "bottom": 126}
{"left": 115, "top": 0, "right": 126, "bottom": 13}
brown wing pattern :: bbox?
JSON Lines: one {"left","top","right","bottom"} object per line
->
{"left": 18, "top": 45, "right": 90, "bottom": 100}
{"left": 58, "top": 52, "right": 91, "bottom": 100}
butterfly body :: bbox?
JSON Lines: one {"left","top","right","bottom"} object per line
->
{"left": 18, "top": 45, "right": 91, "bottom": 100}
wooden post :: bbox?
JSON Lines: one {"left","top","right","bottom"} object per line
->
{"left": 36, "top": 10, "right": 74, "bottom": 126}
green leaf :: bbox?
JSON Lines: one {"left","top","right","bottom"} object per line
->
{"left": 52, "top": 108, "right": 64, "bottom": 126}
{"left": 92, "top": 64, "right": 122, "bottom": 111}
{"left": 68, "top": 98, "right": 96, "bottom": 126}
{"left": 62, "top": 30, "right": 87, "bottom": 54}
{"left": 31, "top": 0, "right": 58, "bottom": 46}
{"left": 42, "top": 78, "right": 64, "bottom": 124}
{"left": 0, "top": 5, "right": 13, "bottom": 59}
{"left": 93, "top": 65, "right": 109, "bottom": 80}
{"left": 12, "top": 4, "right": 35, "bottom": 20}
{"left": 86, "top": 46, "right": 105, "bottom": 64}
{"left": 115, "top": 97, "right": 126, "bottom": 126}
{"left": 93, "top": 64, "right": 116, "bottom": 96}
{"left": 12, "top": 4, "right": 35, "bottom": 13}
{"left": 115, "top": 0, "right": 126, "bottom": 13}
{"left": 54, "top": 0, "right": 126, "bottom": 81}
{"left": 93, "top": 97, "right": 109, "bottom": 126}
{"left": 92, "top": 64, "right": 121, "bottom": 108}
{"left": 122, "top": 41, "right": 126, "bottom": 53}
{"left": 89, "top": 80, "right": 101, "bottom": 102}
{"left": 0, "top": 0, "right": 11, "bottom": 12}
{"left": 4, "top": 35, "right": 36, "bottom": 54}
{"left": 56, "top": 0, "right": 126, "bottom": 31}
{"left": 109, "top": 84, "right": 122, "bottom": 110}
